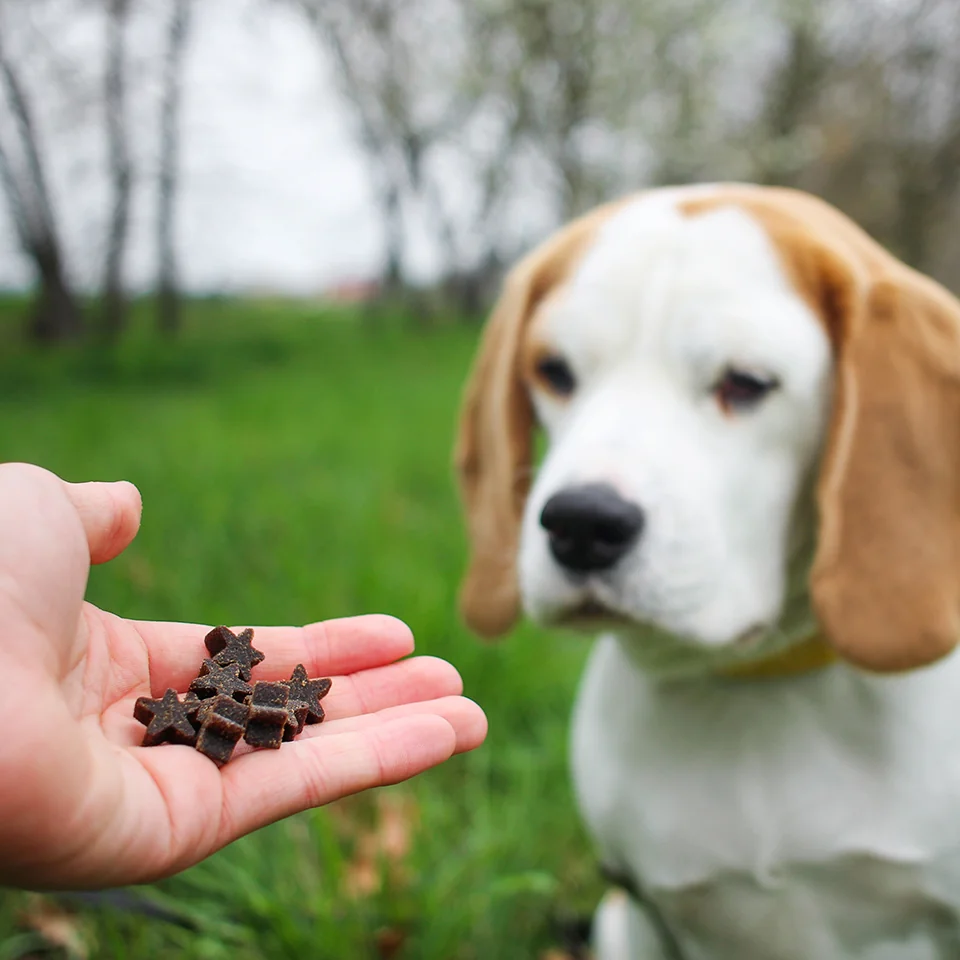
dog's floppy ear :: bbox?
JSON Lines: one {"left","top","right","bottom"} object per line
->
{"left": 453, "top": 261, "right": 540, "bottom": 638}
{"left": 454, "top": 203, "right": 615, "bottom": 638}
{"left": 811, "top": 266, "right": 960, "bottom": 672}
{"left": 454, "top": 205, "right": 618, "bottom": 637}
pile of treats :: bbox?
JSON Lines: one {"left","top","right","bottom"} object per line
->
{"left": 133, "top": 626, "right": 332, "bottom": 767}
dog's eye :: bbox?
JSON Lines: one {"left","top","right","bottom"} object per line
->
{"left": 536, "top": 355, "right": 577, "bottom": 397}
{"left": 714, "top": 368, "right": 779, "bottom": 412}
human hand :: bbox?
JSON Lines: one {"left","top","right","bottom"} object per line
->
{"left": 0, "top": 463, "right": 487, "bottom": 890}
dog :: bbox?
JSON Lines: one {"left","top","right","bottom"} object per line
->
{"left": 454, "top": 184, "right": 960, "bottom": 959}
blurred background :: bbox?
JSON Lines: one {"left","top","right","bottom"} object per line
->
{"left": 1, "top": 0, "right": 958, "bottom": 957}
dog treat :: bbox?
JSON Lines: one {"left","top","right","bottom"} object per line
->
{"left": 189, "top": 659, "right": 253, "bottom": 702}
{"left": 134, "top": 688, "right": 198, "bottom": 747}
{"left": 244, "top": 681, "right": 291, "bottom": 750}
{"left": 286, "top": 664, "right": 332, "bottom": 727}
{"left": 282, "top": 706, "right": 302, "bottom": 742}
{"left": 204, "top": 626, "right": 265, "bottom": 682}
{"left": 195, "top": 695, "right": 250, "bottom": 766}
{"left": 133, "top": 627, "right": 332, "bottom": 766}
{"left": 180, "top": 690, "right": 203, "bottom": 726}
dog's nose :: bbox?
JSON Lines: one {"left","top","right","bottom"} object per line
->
{"left": 539, "top": 483, "right": 644, "bottom": 573}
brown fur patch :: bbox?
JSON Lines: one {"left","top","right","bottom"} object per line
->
{"left": 682, "top": 186, "right": 960, "bottom": 671}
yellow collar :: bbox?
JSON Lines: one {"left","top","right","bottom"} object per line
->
{"left": 719, "top": 634, "right": 838, "bottom": 681}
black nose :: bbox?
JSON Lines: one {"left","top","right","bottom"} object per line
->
{"left": 539, "top": 483, "right": 644, "bottom": 573}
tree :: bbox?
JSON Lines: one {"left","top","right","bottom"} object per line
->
{"left": 262, "top": 0, "right": 960, "bottom": 309}
{"left": 292, "top": 0, "right": 467, "bottom": 304}
{"left": 0, "top": 6, "right": 84, "bottom": 342}
{"left": 101, "top": 0, "right": 133, "bottom": 339}
{"left": 156, "top": 0, "right": 192, "bottom": 336}
{"left": 289, "top": 0, "right": 745, "bottom": 313}
{"left": 481, "top": 0, "right": 605, "bottom": 221}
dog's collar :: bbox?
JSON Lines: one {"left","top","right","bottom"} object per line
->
{"left": 717, "top": 633, "right": 837, "bottom": 680}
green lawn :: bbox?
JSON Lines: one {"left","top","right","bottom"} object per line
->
{"left": 0, "top": 300, "right": 600, "bottom": 959}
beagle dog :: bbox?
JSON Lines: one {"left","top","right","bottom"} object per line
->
{"left": 454, "top": 184, "right": 960, "bottom": 959}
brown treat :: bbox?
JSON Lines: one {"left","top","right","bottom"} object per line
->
{"left": 243, "top": 681, "right": 291, "bottom": 750}
{"left": 204, "top": 626, "right": 265, "bottom": 682}
{"left": 195, "top": 695, "right": 249, "bottom": 766}
{"left": 134, "top": 696, "right": 157, "bottom": 727}
{"left": 286, "top": 664, "right": 332, "bottom": 726}
{"left": 194, "top": 692, "right": 246, "bottom": 725}
{"left": 133, "top": 688, "right": 198, "bottom": 747}
{"left": 283, "top": 705, "right": 307, "bottom": 741}
{"left": 193, "top": 697, "right": 218, "bottom": 725}
{"left": 181, "top": 691, "right": 203, "bottom": 728}
{"left": 189, "top": 659, "right": 253, "bottom": 702}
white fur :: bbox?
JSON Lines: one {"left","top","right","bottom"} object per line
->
{"left": 573, "top": 640, "right": 960, "bottom": 958}
{"left": 516, "top": 190, "right": 960, "bottom": 957}
{"left": 520, "top": 192, "right": 831, "bottom": 671}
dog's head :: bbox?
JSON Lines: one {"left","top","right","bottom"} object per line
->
{"left": 455, "top": 184, "right": 960, "bottom": 675}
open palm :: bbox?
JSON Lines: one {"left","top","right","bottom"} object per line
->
{"left": 0, "top": 464, "right": 486, "bottom": 890}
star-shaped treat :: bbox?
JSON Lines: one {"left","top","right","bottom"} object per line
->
{"left": 282, "top": 707, "right": 301, "bottom": 742}
{"left": 204, "top": 626, "right": 265, "bottom": 681}
{"left": 133, "top": 688, "right": 198, "bottom": 747}
{"left": 181, "top": 690, "right": 203, "bottom": 727}
{"left": 244, "top": 681, "right": 290, "bottom": 750}
{"left": 195, "top": 695, "right": 249, "bottom": 767}
{"left": 189, "top": 659, "right": 253, "bottom": 702}
{"left": 286, "top": 664, "right": 332, "bottom": 731}
{"left": 133, "top": 626, "right": 334, "bottom": 766}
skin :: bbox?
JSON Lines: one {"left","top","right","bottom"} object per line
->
{"left": 0, "top": 462, "right": 487, "bottom": 890}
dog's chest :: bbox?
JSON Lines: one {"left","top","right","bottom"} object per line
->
{"left": 649, "top": 857, "right": 960, "bottom": 959}
{"left": 571, "top": 637, "right": 960, "bottom": 958}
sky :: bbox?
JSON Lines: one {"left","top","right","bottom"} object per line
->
{"left": 0, "top": 0, "right": 441, "bottom": 295}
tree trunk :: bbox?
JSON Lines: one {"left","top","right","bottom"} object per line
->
{"left": 156, "top": 0, "right": 191, "bottom": 336}
{"left": 757, "top": 22, "right": 826, "bottom": 186}
{"left": 382, "top": 185, "right": 404, "bottom": 297}
{"left": 102, "top": 0, "right": 133, "bottom": 340}
{"left": 30, "top": 239, "right": 84, "bottom": 343}
{"left": 0, "top": 28, "right": 84, "bottom": 343}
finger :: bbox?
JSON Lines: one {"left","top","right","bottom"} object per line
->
{"left": 62, "top": 480, "right": 142, "bottom": 564}
{"left": 0, "top": 464, "right": 96, "bottom": 651}
{"left": 131, "top": 615, "right": 416, "bottom": 695}
{"left": 320, "top": 656, "right": 462, "bottom": 720}
{"left": 300, "top": 695, "right": 488, "bottom": 755}
{"left": 216, "top": 714, "right": 457, "bottom": 844}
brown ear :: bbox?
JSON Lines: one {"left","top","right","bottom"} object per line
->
{"left": 811, "top": 268, "right": 960, "bottom": 672}
{"left": 453, "top": 200, "right": 623, "bottom": 637}
{"left": 453, "top": 203, "right": 624, "bottom": 637}
{"left": 453, "top": 262, "right": 539, "bottom": 638}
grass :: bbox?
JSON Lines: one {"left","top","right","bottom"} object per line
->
{"left": 0, "top": 299, "right": 601, "bottom": 959}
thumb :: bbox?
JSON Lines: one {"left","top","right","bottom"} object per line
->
{"left": 62, "top": 479, "right": 142, "bottom": 564}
